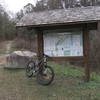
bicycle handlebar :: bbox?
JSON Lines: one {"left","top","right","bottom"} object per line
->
{"left": 43, "top": 54, "right": 50, "bottom": 58}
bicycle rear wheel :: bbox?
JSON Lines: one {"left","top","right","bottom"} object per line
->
{"left": 26, "top": 61, "right": 35, "bottom": 77}
{"left": 36, "top": 66, "right": 54, "bottom": 85}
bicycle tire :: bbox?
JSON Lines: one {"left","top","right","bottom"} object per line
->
{"left": 26, "top": 61, "right": 35, "bottom": 77}
{"left": 36, "top": 66, "right": 54, "bottom": 86}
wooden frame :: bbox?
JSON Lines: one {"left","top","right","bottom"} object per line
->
{"left": 37, "top": 24, "right": 86, "bottom": 58}
{"left": 36, "top": 29, "right": 44, "bottom": 60}
{"left": 83, "top": 24, "right": 90, "bottom": 82}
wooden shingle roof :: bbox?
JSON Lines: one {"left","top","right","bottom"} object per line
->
{"left": 16, "top": 6, "right": 100, "bottom": 27}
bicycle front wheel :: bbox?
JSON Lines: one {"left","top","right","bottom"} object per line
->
{"left": 36, "top": 66, "right": 54, "bottom": 86}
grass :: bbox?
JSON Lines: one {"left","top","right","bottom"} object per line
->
{"left": 0, "top": 62, "right": 100, "bottom": 100}
{"left": 48, "top": 62, "right": 84, "bottom": 78}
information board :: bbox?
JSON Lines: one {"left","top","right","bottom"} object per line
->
{"left": 43, "top": 30, "right": 83, "bottom": 57}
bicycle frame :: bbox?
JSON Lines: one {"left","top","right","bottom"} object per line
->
{"left": 34, "top": 54, "right": 48, "bottom": 71}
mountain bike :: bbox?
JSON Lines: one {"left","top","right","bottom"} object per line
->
{"left": 26, "top": 54, "right": 55, "bottom": 86}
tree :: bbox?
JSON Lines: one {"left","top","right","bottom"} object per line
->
{"left": 16, "top": 10, "right": 24, "bottom": 21}
{"left": 0, "top": 4, "right": 16, "bottom": 40}
{"left": 34, "top": 0, "right": 48, "bottom": 11}
{"left": 23, "top": 3, "right": 34, "bottom": 14}
{"left": 33, "top": 0, "right": 100, "bottom": 11}
{"left": 47, "top": 0, "right": 62, "bottom": 10}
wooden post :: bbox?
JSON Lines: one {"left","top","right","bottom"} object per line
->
{"left": 97, "top": 21, "right": 100, "bottom": 33}
{"left": 36, "top": 29, "right": 44, "bottom": 60}
{"left": 83, "top": 24, "right": 90, "bottom": 82}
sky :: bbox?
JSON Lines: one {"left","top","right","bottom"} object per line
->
{"left": 1, "top": 0, "right": 37, "bottom": 13}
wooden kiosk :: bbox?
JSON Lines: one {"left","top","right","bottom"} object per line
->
{"left": 16, "top": 6, "right": 100, "bottom": 82}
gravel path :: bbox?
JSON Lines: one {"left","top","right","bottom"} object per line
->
{"left": 0, "top": 41, "right": 13, "bottom": 68}
{"left": 5, "top": 41, "right": 13, "bottom": 54}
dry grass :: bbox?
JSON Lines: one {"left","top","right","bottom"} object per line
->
{"left": 0, "top": 63, "right": 100, "bottom": 100}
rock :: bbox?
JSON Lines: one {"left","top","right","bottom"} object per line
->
{"left": 5, "top": 51, "right": 37, "bottom": 69}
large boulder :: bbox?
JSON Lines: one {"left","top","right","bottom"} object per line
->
{"left": 5, "top": 51, "right": 37, "bottom": 69}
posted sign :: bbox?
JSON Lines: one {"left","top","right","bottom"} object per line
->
{"left": 44, "top": 30, "right": 83, "bottom": 57}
